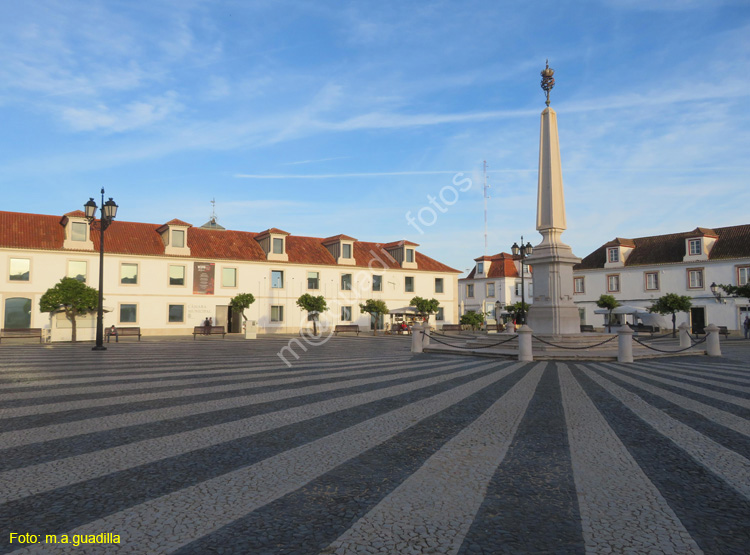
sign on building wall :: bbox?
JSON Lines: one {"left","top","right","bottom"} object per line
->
{"left": 193, "top": 262, "right": 215, "bottom": 295}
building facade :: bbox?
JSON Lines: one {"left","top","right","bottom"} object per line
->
{"left": 458, "top": 252, "right": 532, "bottom": 322}
{"left": 1, "top": 210, "right": 460, "bottom": 340}
{"left": 573, "top": 225, "right": 750, "bottom": 332}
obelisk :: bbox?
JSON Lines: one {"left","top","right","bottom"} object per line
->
{"left": 525, "top": 61, "right": 581, "bottom": 335}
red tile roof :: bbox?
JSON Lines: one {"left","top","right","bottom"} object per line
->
{"left": 462, "top": 252, "right": 521, "bottom": 280}
{"left": 164, "top": 219, "right": 192, "bottom": 227}
{"left": 0, "top": 211, "right": 459, "bottom": 273}
{"left": 575, "top": 224, "right": 750, "bottom": 270}
{"left": 382, "top": 239, "right": 420, "bottom": 248}
{"left": 255, "top": 228, "right": 290, "bottom": 239}
{"left": 322, "top": 234, "right": 358, "bottom": 244}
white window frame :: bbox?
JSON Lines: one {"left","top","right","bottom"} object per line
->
{"left": 172, "top": 229, "right": 185, "bottom": 248}
{"left": 222, "top": 267, "right": 237, "bottom": 288}
{"left": 271, "top": 270, "right": 284, "bottom": 289}
{"left": 272, "top": 237, "right": 284, "bottom": 255}
{"left": 607, "top": 274, "right": 620, "bottom": 293}
{"left": 67, "top": 260, "right": 88, "bottom": 283}
{"left": 645, "top": 271, "right": 659, "bottom": 291}
{"left": 486, "top": 282, "right": 495, "bottom": 298}
{"left": 372, "top": 275, "right": 382, "bottom": 292}
{"left": 342, "top": 244, "right": 352, "bottom": 259}
{"left": 435, "top": 277, "right": 444, "bottom": 294}
{"left": 467, "top": 284, "right": 474, "bottom": 298}
{"left": 574, "top": 276, "right": 585, "bottom": 294}
{"left": 71, "top": 221, "right": 88, "bottom": 242}
{"left": 406, "top": 248, "right": 414, "bottom": 263}
{"left": 120, "top": 262, "right": 139, "bottom": 285}
{"left": 436, "top": 307, "right": 444, "bottom": 321}
{"left": 341, "top": 273, "right": 352, "bottom": 291}
{"left": 687, "top": 268, "right": 704, "bottom": 289}
{"left": 341, "top": 306, "right": 352, "bottom": 321}
{"left": 405, "top": 276, "right": 414, "bottom": 293}
{"left": 169, "top": 264, "right": 186, "bottom": 287}
{"left": 271, "top": 305, "right": 284, "bottom": 322}
{"left": 738, "top": 266, "right": 750, "bottom": 286}
{"left": 477, "top": 262, "right": 484, "bottom": 274}
{"left": 307, "top": 271, "right": 319, "bottom": 290}
{"left": 688, "top": 239, "right": 701, "bottom": 256}
{"left": 607, "top": 248, "right": 619, "bottom": 263}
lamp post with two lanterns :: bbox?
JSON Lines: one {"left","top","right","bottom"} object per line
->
{"left": 511, "top": 237, "right": 534, "bottom": 325}
{"left": 84, "top": 189, "right": 118, "bottom": 351}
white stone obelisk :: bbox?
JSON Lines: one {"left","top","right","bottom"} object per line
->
{"left": 526, "top": 61, "right": 581, "bottom": 335}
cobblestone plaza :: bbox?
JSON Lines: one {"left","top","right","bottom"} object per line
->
{"left": 1, "top": 336, "right": 748, "bottom": 554}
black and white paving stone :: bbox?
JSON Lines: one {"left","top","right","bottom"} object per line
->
{"left": 1, "top": 336, "right": 749, "bottom": 554}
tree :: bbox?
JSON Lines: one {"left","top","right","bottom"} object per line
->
{"left": 409, "top": 296, "right": 440, "bottom": 323}
{"left": 719, "top": 283, "right": 750, "bottom": 302}
{"left": 649, "top": 293, "right": 693, "bottom": 338}
{"left": 39, "top": 277, "right": 99, "bottom": 342}
{"left": 596, "top": 294, "right": 621, "bottom": 333}
{"left": 229, "top": 293, "right": 256, "bottom": 323}
{"left": 460, "top": 310, "right": 485, "bottom": 331}
{"left": 359, "top": 299, "right": 389, "bottom": 335}
{"left": 296, "top": 294, "right": 328, "bottom": 336}
{"left": 504, "top": 302, "right": 530, "bottom": 325}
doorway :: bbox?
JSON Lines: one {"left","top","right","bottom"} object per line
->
{"left": 690, "top": 306, "right": 706, "bottom": 334}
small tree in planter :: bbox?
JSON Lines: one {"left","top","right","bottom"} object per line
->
{"left": 460, "top": 310, "right": 485, "bottom": 331}
{"left": 649, "top": 293, "right": 692, "bottom": 338}
{"left": 504, "top": 302, "right": 530, "bottom": 327}
{"left": 229, "top": 293, "right": 256, "bottom": 329}
{"left": 296, "top": 294, "right": 328, "bottom": 336}
{"left": 596, "top": 294, "right": 621, "bottom": 333}
{"left": 359, "top": 299, "right": 389, "bottom": 335}
{"left": 39, "top": 277, "right": 98, "bottom": 342}
{"left": 409, "top": 296, "right": 440, "bottom": 324}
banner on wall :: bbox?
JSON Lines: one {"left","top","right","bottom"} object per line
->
{"left": 193, "top": 262, "right": 215, "bottom": 295}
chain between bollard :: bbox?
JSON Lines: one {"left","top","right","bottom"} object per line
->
{"left": 530, "top": 335, "right": 617, "bottom": 350}
{"left": 422, "top": 331, "right": 519, "bottom": 349}
{"left": 632, "top": 335, "right": 706, "bottom": 353}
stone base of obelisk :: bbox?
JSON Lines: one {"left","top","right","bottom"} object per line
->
{"left": 526, "top": 304, "right": 581, "bottom": 335}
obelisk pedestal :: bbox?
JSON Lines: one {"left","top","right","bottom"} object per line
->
{"left": 526, "top": 62, "right": 581, "bottom": 335}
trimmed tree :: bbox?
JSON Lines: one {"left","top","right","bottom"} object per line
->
{"left": 719, "top": 283, "right": 750, "bottom": 302}
{"left": 39, "top": 277, "right": 99, "bottom": 342}
{"left": 409, "top": 296, "right": 440, "bottom": 324}
{"left": 229, "top": 293, "right": 256, "bottom": 327}
{"left": 296, "top": 294, "right": 328, "bottom": 336}
{"left": 649, "top": 293, "right": 692, "bottom": 338}
{"left": 460, "top": 310, "right": 485, "bottom": 331}
{"left": 359, "top": 299, "right": 389, "bottom": 335}
{"left": 504, "top": 302, "right": 530, "bottom": 325}
{"left": 596, "top": 294, "right": 621, "bottom": 333}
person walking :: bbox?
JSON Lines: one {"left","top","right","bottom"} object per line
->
{"left": 744, "top": 315, "right": 750, "bottom": 339}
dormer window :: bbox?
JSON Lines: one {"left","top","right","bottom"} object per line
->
{"left": 158, "top": 219, "right": 191, "bottom": 256}
{"left": 477, "top": 262, "right": 484, "bottom": 274}
{"left": 273, "top": 237, "right": 284, "bottom": 254}
{"left": 173, "top": 229, "right": 185, "bottom": 248}
{"left": 607, "top": 248, "right": 619, "bottom": 263}
{"left": 343, "top": 243, "right": 352, "bottom": 259}
{"left": 688, "top": 239, "right": 701, "bottom": 256}
{"left": 406, "top": 248, "right": 414, "bottom": 263}
{"left": 255, "top": 228, "right": 290, "bottom": 262}
{"left": 322, "top": 234, "right": 357, "bottom": 265}
{"left": 71, "top": 222, "right": 87, "bottom": 242}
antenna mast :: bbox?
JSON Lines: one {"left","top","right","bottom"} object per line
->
{"left": 483, "top": 160, "right": 489, "bottom": 256}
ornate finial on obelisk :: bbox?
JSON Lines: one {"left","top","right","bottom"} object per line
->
{"left": 540, "top": 59, "right": 555, "bottom": 107}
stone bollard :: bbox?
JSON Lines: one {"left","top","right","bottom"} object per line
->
{"left": 411, "top": 324, "right": 424, "bottom": 353}
{"left": 705, "top": 323, "right": 722, "bottom": 357}
{"left": 517, "top": 325, "right": 533, "bottom": 362}
{"left": 617, "top": 326, "right": 634, "bottom": 363}
{"left": 422, "top": 324, "right": 431, "bottom": 349}
{"left": 678, "top": 322, "right": 691, "bottom": 348}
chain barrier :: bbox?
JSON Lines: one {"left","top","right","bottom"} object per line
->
{"left": 429, "top": 329, "right": 471, "bottom": 338}
{"left": 530, "top": 334, "right": 617, "bottom": 350}
{"left": 633, "top": 332, "right": 674, "bottom": 341}
{"left": 632, "top": 334, "right": 706, "bottom": 353}
{"left": 423, "top": 331, "right": 519, "bottom": 349}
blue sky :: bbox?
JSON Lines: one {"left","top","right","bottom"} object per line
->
{"left": 1, "top": 0, "right": 748, "bottom": 274}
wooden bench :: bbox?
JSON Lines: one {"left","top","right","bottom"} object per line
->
{"left": 629, "top": 324, "right": 659, "bottom": 336}
{"left": 694, "top": 326, "right": 730, "bottom": 338}
{"left": 193, "top": 325, "right": 226, "bottom": 339}
{"left": 333, "top": 324, "right": 360, "bottom": 336}
{"left": 441, "top": 324, "right": 463, "bottom": 333}
{"left": 106, "top": 327, "right": 141, "bottom": 342}
{"left": 0, "top": 328, "right": 43, "bottom": 343}
{"left": 580, "top": 325, "right": 594, "bottom": 333}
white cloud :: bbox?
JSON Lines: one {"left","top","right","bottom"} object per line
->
{"left": 60, "top": 92, "right": 182, "bottom": 132}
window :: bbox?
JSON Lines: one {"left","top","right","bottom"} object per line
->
{"left": 168, "top": 304, "right": 184, "bottom": 323}
{"left": 68, "top": 261, "right": 87, "bottom": 282}
{"left": 4, "top": 297, "right": 31, "bottom": 328}
{"left": 172, "top": 229, "right": 185, "bottom": 248}
{"left": 273, "top": 237, "right": 284, "bottom": 254}
{"left": 372, "top": 275, "right": 382, "bottom": 292}
{"left": 477, "top": 262, "right": 484, "bottom": 274}
{"left": 120, "top": 263, "right": 138, "bottom": 285}
{"left": 222, "top": 267, "right": 237, "bottom": 288}
{"left": 688, "top": 268, "right": 704, "bottom": 289}
{"left": 271, "top": 270, "right": 284, "bottom": 288}
{"left": 341, "top": 306, "right": 352, "bottom": 321}
{"left": 467, "top": 284, "right": 474, "bottom": 298}
{"left": 607, "top": 274, "right": 620, "bottom": 293}
{"left": 405, "top": 276, "right": 414, "bottom": 293}
{"left": 688, "top": 239, "right": 701, "bottom": 256}
{"left": 738, "top": 266, "right": 750, "bottom": 286}
{"left": 342, "top": 244, "right": 352, "bottom": 259}
{"left": 341, "top": 273, "right": 352, "bottom": 290}
{"left": 119, "top": 304, "right": 137, "bottom": 323}
{"left": 71, "top": 222, "right": 87, "bottom": 242}
{"left": 645, "top": 271, "right": 659, "bottom": 291}
{"left": 307, "top": 271, "right": 319, "bottom": 290}
{"left": 574, "top": 276, "right": 585, "bottom": 294}
{"left": 169, "top": 265, "right": 185, "bottom": 286}
{"left": 271, "top": 305, "right": 284, "bottom": 322}
{"left": 9, "top": 258, "right": 30, "bottom": 281}
{"left": 486, "top": 282, "right": 495, "bottom": 298}
{"left": 406, "top": 249, "right": 414, "bottom": 263}
{"left": 435, "top": 278, "right": 444, "bottom": 294}
{"left": 607, "top": 248, "right": 619, "bottom": 263}
{"left": 436, "top": 307, "right": 444, "bottom": 321}
{"left": 515, "top": 283, "right": 523, "bottom": 296}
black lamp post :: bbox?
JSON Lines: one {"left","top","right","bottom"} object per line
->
{"left": 84, "top": 189, "right": 118, "bottom": 351}
{"left": 709, "top": 282, "right": 722, "bottom": 303}
{"left": 495, "top": 300, "right": 502, "bottom": 332}
{"left": 511, "top": 236, "right": 533, "bottom": 325}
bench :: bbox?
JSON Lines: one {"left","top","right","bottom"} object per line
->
{"left": 629, "top": 324, "right": 659, "bottom": 336}
{"left": 694, "top": 326, "right": 730, "bottom": 338}
{"left": 106, "top": 327, "right": 141, "bottom": 342}
{"left": 193, "top": 325, "right": 226, "bottom": 339}
{"left": 0, "top": 328, "right": 43, "bottom": 344}
{"left": 333, "top": 325, "right": 360, "bottom": 336}
{"left": 580, "top": 325, "right": 595, "bottom": 333}
{"left": 441, "top": 324, "right": 463, "bottom": 333}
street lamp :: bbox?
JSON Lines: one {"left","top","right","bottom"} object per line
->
{"left": 495, "top": 300, "right": 502, "bottom": 332}
{"left": 84, "top": 189, "right": 118, "bottom": 351}
{"left": 709, "top": 282, "right": 723, "bottom": 303}
{"left": 511, "top": 236, "right": 533, "bottom": 325}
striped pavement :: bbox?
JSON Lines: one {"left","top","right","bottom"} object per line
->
{"left": 1, "top": 336, "right": 749, "bottom": 554}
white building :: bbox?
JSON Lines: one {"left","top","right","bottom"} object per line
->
{"left": 0, "top": 210, "right": 460, "bottom": 340}
{"left": 573, "top": 225, "right": 750, "bottom": 333}
{"left": 458, "top": 252, "right": 532, "bottom": 323}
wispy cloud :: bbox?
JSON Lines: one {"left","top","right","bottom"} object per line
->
{"left": 60, "top": 92, "right": 182, "bottom": 132}
{"left": 284, "top": 156, "right": 351, "bottom": 166}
